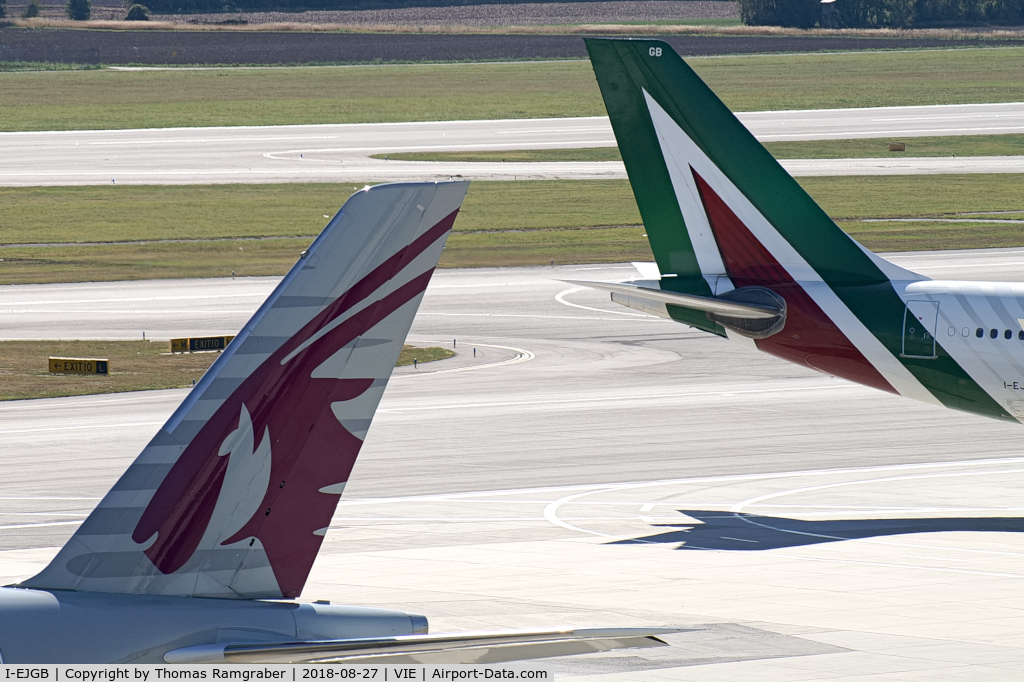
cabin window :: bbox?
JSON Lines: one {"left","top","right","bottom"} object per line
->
{"left": 1006, "top": 330, "right": 1013, "bottom": 340}
{"left": 991, "top": 329, "right": 999, "bottom": 339}
{"left": 976, "top": 328, "right": 984, "bottom": 338}
{"left": 1019, "top": 331, "right": 1024, "bottom": 341}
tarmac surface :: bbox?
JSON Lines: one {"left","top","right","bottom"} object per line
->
{"left": 4, "top": 102, "right": 1024, "bottom": 186}
{"left": 2, "top": 249, "right": 1024, "bottom": 677}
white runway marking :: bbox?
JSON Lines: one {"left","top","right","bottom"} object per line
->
{"left": 538, "top": 457, "right": 1024, "bottom": 541}
{"left": 10, "top": 104, "right": 1024, "bottom": 186}
{"left": 0, "top": 293, "right": 261, "bottom": 307}
{"left": 419, "top": 311, "right": 655, "bottom": 322}
{"left": 544, "top": 488, "right": 617, "bottom": 537}
{"left": 0, "top": 392, "right": 181, "bottom": 411}
{"left": 729, "top": 467, "right": 1024, "bottom": 512}
{"left": 392, "top": 342, "right": 534, "bottom": 379}
{"left": 555, "top": 286, "right": 647, "bottom": 317}
{"left": 377, "top": 382, "right": 856, "bottom": 413}
{"left": 0, "top": 497, "right": 101, "bottom": 501}
{"left": 0, "top": 521, "right": 84, "bottom": 531}
{"left": 0, "top": 421, "right": 163, "bottom": 435}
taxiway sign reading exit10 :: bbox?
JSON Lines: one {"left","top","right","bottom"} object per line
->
{"left": 170, "top": 335, "right": 235, "bottom": 353}
{"left": 48, "top": 357, "right": 109, "bottom": 375}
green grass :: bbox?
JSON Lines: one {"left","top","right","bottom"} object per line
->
{"left": 446, "top": 226, "right": 653, "bottom": 267}
{"left": 805, "top": 174, "right": 1024, "bottom": 251}
{"left": 839, "top": 219, "right": 1024, "bottom": 251}
{"left": 767, "top": 134, "right": 1024, "bottom": 159}
{"left": 0, "top": 61, "right": 602, "bottom": 131}
{"left": 0, "top": 184, "right": 367, "bottom": 244}
{"left": 459, "top": 180, "right": 640, "bottom": 231}
{"left": 0, "top": 340, "right": 218, "bottom": 400}
{"left": 698, "top": 47, "right": 1024, "bottom": 111}
{"left": 0, "top": 228, "right": 655, "bottom": 283}
{"left": 803, "top": 175, "right": 1024, "bottom": 219}
{"left": 2, "top": 176, "right": 1023, "bottom": 284}
{"left": 396, "top": 345, "right": 455, "bottom": 366}
{"left": 0, "top": 61, "right": 102, "bottom": 72}
{"left": 0, "top": 340, "right": 454, "bottom": 400}
{"left": 0, "top": 239, "right": 314, "bottom": 284}
{"left": 0, "top": 181, "right": 641, "bottom": 245}
{"left": 0, "top": 181, "right": 644, "bottom": 283}
{"left": 5, "top": 47, "right": 1024, "bottom": 131}
{"left": 372, "top": 134, "right": 1024, "bottom": 163}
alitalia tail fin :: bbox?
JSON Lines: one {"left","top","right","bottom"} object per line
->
{"left": 584, "top": 38, "right": 922, "bottom": 309}
{"left": 582, "top": 39, "right": 962, "bottom": 404}
{"left": 24, "top": 182, "right": 469, "bottom": 601}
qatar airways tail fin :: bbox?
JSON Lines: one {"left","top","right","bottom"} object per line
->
{"left": 24, "top": 182, "right": 469, "bottom": 600}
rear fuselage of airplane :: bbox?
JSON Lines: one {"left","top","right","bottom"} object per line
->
{"left": 0, "top": 587, "right": 425, "bottom": 663}
{"left": 892, "top": 279, "right": 1024, "bottom": 422}
{"left": 613, "top": 277, "right": 1024, "bottom": 424}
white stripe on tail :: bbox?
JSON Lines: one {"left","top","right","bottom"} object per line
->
{"left": 24, "top": 182, "right": 469, "bottom": 600}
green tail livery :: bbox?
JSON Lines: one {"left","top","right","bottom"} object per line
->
{"left": 572, "top": 38, "right": 1024, "bottom": 424}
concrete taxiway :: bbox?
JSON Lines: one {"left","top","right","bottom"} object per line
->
{"left": 2, "top": 249, "right": 1024, "bottom": 677}
{"left": 4, "top": 102, "right": 1024, "bottom": 185}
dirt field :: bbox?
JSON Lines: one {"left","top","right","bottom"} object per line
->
{"left": 158, "top": 1, "right": 740, "bottom": 26}
{"left": 4, "top": 27, "right": 1024, "bottom": 65}
{"left": 8, "top": 0, "right": 740, "bottom": 23}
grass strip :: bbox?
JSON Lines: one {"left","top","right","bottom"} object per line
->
{"left": 373, "top": 134, "right": 1024, "bottom": 162}
{"left": 0, "top": 239, "right": 313, "bottom": 284}
{"left": 0, "top": 184, "right": 367, "bottom": 245}
{"left": 0, "top": 228, "right": 654, "bottom": 283}
{"left": 768, "top": 134, "right": 1024, "bottom": 159}
{"left": 444, "top": 226, "right": 652, "bottom": 268}
{"left": 5, "top": 48, "right": 1024, "bottom": 131}
{"left": 837, "top": 219, "right": 1024, "bottom": 252}
{"left": 0, "top": 341, "right": 453, "bottom": 401}
{"left": 0, "top": 181, "right": 641, "bottom": 245}
{"left": 2, "top": 176, "right": 1023, "bottom": 284}
{"left": 0, "top": 61, "right": 602, "bottom": 132}
{"left": 396, "top": 345, "right": 454, "bottom": 366}
{"left": 0, "top": 61, "right": 102, "bottom": 72}
{"left": 0, "top": 340, "right": 216, "bottom": 400}
{"left": 804, "top": 174, "right": 1024, "bottom": 219}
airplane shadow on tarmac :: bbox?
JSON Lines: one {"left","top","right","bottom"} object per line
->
{"left": 611, "top": 510, "right": 1024, "bottom": 551}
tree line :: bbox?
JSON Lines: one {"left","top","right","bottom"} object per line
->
{"left": 740, "top": 0, "right": 1024, "bottom": 28}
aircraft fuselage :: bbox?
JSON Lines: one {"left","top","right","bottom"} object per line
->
{"left": 0, "top": 586, "right": 425, "bottom": 662}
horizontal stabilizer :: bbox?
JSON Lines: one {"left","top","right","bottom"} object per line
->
{"left": 564, "top": 279, "right": 781, "bottom": 320}
{"left": 164, "top": 627, "right": 682, "bottom": 664}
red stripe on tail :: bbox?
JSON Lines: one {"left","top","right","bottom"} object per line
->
{"left": 133, "top": 209, "right": 458, "bottom": 598}
{"left": 690, "top": 169, "right": 896, "bottom": 394}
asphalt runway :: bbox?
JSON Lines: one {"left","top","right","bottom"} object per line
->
{"left": 4, "top": 102, "right": 1024, "bottom": 186}
{"left": 2, "top": 250, "right": 1024, "bottom": 676}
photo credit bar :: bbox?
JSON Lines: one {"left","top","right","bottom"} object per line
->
{"left": 0, "top": 666, "right": 555, "bottom": 681}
